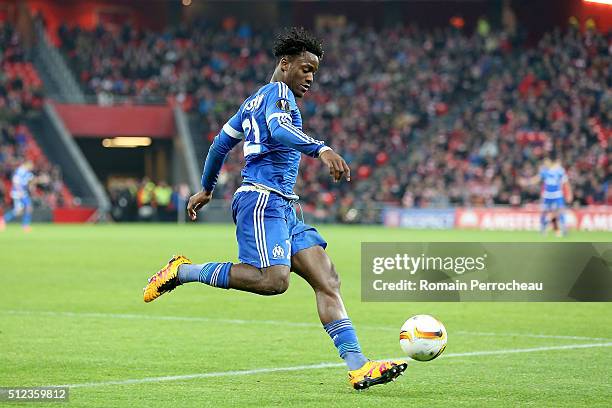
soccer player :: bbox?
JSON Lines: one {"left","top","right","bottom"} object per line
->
{"left": 0, "top": 161, "right": 34, "bottom": 232}
{"left": 523, "top": 155, "right": 572, "bottom": 236}
{"left": 143, "top": 27, "right": 407, "bottom": 389}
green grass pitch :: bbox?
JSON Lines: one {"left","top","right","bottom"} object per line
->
{"left": 1, "top": 224, "right": 611, "bottom": 407}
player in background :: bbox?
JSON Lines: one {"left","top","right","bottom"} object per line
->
{"left": 143, "top": 27, "right": 407, "bottom": 390}
{"left": 522, "top": 154, "right": 572, "bottom": 237}
{"left": 0, "top": 161, "right": 34, "bottom": 232}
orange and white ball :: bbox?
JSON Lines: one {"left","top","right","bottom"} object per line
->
{"left": 399, "top": 315, "right": 447, "bottom": 361}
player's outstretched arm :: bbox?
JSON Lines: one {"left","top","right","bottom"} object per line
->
{"left": 190, "top": 119, "right": 242, "bottom": 221}
{"left": 319, "top": 149, "right": 351, "bottom": 182}
{"left": 267, "top": 115, "right": 350, "bottom": 182}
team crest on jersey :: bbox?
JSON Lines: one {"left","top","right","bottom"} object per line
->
{"left": 276, "top": 99, "right": 291, "bottom": 112}
{"left": 272, "top": 244, "right": 285, "bottom": 259}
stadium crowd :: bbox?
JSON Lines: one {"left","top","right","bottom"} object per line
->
{"left": 55, "top": 20, "right": 611, "bottom": 221}
{"left": 107, "top": 177, "right": 191, "bottom": 222}
{"left": 0, "top": 21, "right": 70, "bottom": 214}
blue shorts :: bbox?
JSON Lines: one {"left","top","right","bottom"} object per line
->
{"left": 542, "top": 197, "right": 565, "bottom": 211}
{"left": 231, "top": 188, "right": 327, "bottom": 268}
{"left": 12, "top": 195, "right": 31, "bottom": 213}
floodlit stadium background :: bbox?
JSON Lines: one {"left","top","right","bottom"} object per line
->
{"left": 0, "top": 0, "right": 609, "bottom": 230}
{"left": 0, "top": 1, "right": 611, "bottom": 407}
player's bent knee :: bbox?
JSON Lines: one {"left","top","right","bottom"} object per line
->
{"left": 261, "top": 265, "right": 290, "bottom": 295}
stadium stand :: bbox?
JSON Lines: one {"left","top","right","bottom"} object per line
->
{"left": 0, "top": 21, "right": 74, "bottom": 214}
{"left": 56, "top": 21, "right": 610, "bottom": 222}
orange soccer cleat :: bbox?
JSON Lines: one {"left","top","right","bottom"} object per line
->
{"left": 348, "top": 360, "right": 408, "bottom": 390}
{"left": 143, "top": 255, "right": 192, "bottom": 303}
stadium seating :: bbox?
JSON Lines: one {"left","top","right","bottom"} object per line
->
{"left": 38, "top": 22, "right": 612, "bottom": 218}
{"left": 0, "top": 22, "right": 73, "bottom": 212}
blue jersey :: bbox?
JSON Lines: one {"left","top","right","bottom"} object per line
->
{"left": 11, "top": 165, "right": 33, "bottom": 200}
{"left": 539, "top": 166, "right": 567, "bottom": 200}
{"left": 201, "top": 82, "right": 330, "bottom": 199}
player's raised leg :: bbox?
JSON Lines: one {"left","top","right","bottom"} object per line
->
{"left": 177, "top": 261, "right": 289, "bottom": 295}
{"left": 143, "top": 255, "right": 290, "bottom": 302}
{"left": 143, "top": 189, "right": 292, "bottom": 302}
{"left": 291, "top": 245, "right": 407, "bottom": 389}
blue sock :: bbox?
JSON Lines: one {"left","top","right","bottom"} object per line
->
{"left": 540, "top": 213, "right": 548, "bottom": 233}
{"left": 23, "top": 211, "right": 31, "bottom": 227}
{"left": 4, "top": 210, "right": 14, "bottom": 222}
{"left": 324, "top": 318, "right": 368, "bottom": 370}
{"left": 178, "top": 262, "right": 231, "bottom": 289}
{"left": 558, "top": 213, "right": 566, "bottom": 234}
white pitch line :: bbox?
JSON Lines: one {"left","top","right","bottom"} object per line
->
{"left": 1, "top": 310, "right": 318, "bottom": 328}
{"left": 434, "top": 342, "right": 612, "bottom": 357}
{"left": 55, "top": 342, "right": 612, "bottom": 389}
{"left": 60, "top": 362, "right": 345, "bottom": 389}
{"left": 3, "top": 310, "right": 611, "bottom": 342}
{"left": 454, "top": 330, "right": 612, "bottom": 342}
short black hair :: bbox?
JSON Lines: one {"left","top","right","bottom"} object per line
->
{"left": 273, "top": 27, "right": 323, "bottom": 60}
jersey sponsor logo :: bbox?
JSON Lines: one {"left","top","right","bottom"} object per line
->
{"left": 276, "top": 99, "right": 291, "bottom": 112}
{"left": 272, "top": 243, "right": 285, "bottom": 259}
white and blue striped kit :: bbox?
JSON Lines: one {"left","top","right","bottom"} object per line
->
{"left": 231, "top": 184, "right": 326, "bottom": 268}
{"left": 216, "top": 82, "right": 330, "bottom": 268}
{"left": 540, "top": 166, "right": 567, "bottom": 210}
{"left": 10, "top": 165, "right": 33, "bottom": 211}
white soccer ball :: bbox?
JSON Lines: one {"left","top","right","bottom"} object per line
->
{"left": 399, "top": 314, "right": 447, "bottom": 361}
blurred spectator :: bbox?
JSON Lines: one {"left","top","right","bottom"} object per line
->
{"left": 57, "top": 20, "right": 610, "bottom": 221}
{"left": 107, "top": 178, "right": 190, "bottom": 222}
{"left": 154, "top": 181, "right": 173, "bottom": 221}
{"left": 136, "top": 177, "right": 156, "bottom": 221}
{"left": 1, "top": 22, "right": 72, "bottom": 215}
{"left": 108, "top": 178, "right": 138, "bottom": 222}
{"left": 477, "top": 16, "right": 490, "bottom": 37}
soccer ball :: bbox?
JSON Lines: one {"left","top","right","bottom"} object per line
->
{"left": 399, "top": 315, "right": 447, "bottom": 361}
